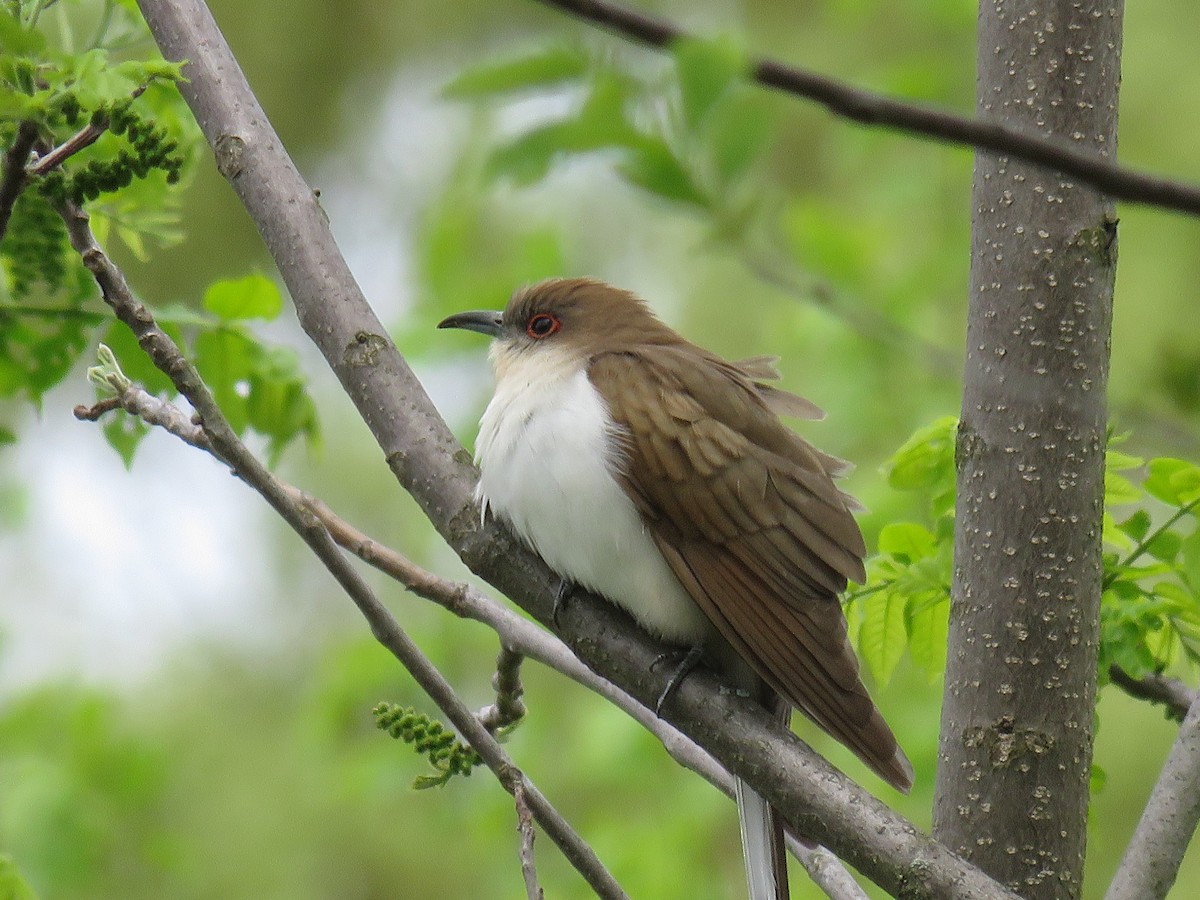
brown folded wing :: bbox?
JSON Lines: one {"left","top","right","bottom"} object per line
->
{"left": 589, "top": 346, "right": 913, "bottom": 791}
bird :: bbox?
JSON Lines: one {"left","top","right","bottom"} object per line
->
{"left": 439, "top": 277, "right": 912, "bottom": 900}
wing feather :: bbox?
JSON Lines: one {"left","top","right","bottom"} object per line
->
{"left": 589, "top": 347, "right": 912, "bottom": 791}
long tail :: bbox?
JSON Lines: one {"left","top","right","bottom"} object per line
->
{"left": 736, "top": 776, "right": 789, "bottom": 900}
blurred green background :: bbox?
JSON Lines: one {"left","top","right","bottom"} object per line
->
{"left": 3, "top": 0, "right": 1200, "bottom": 897}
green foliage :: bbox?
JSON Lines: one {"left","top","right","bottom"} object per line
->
{"left": 0, "top": 856, "right": 39, "bottom": 900}
{"left": 1, "top": 11, "right": 318, "bottom": 467}
{"left": 1101, "top": 452, "right": 1200, "bottom": 682}
{"left": 93, "top": 281, "right": 319, "bottom": 466}
{"left": 202, "top": 273, "right": 284, "bottom": 321}
{"left": 0, "top": 2, "right": 196, "bottom": 411}
{"left": 442, "top": 44, "right": 589, "bottom": 99}
{"left": 372, "top": 703, "right": 482, "bottom": 789}
{"left": 0, "top": 684, "right": 168, "bottom": 898}
{"left": 443, "top": 36, "right": 778, "bottom": 220}
{"left": 848, "top": 418, "right": 1200, "bottom": 695}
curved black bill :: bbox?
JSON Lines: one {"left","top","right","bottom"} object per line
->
{"left": 437, "top": 310, "right": 504, "bottom": 338}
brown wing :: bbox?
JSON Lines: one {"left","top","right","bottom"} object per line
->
{"left": 589, "top": 347, "right": 913, "bottom": 792}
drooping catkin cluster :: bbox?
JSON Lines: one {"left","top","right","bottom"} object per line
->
{"left": 372, "top": 703, "right": 483, "bottom": 789}
{"left": 37, "top": 99, "right": 186, "bottom": 208}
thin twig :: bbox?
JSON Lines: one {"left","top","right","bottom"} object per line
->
{"left": 30, "top": 84, "right": 147, "bottom": 177}
{"left": 514, "top": 782, "right": 545, "bottom": 900}
{"left": 0, "top": 120, "right": 39, "bottom": 241}
{"left": 1105, "top": 695, "right": 1200, "bottom": 900}
{"left": 1108, "top": 665, "right": 1196, "bottom": 724}
{"left": 533, "top": 0, "right": 1200, "bottom": 217}
{"left": 59, "top": 203, "right": 629, "bottom": 900}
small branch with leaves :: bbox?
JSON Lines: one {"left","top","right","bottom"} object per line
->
{"left": 58, "top": 201, "right": 628, "bottom": 900}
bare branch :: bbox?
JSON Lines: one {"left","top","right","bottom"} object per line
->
{"left": 0, "top": 120, "right": 39, "bottom": 241}
{"left": 532, "top": 0, "right": 1200, "bottom": 218}
{"left": 1105, "top": 695, "right": 1200, "bottom": 900}
{"left": 134, "top": 1, "right": 1021, "bottom": 895}
{"left": 60, "top": 205, "right": 629, "bottom": 900}
{"left": 1109, "top": 666, "right": 1196, "bottom": 724}
{"left": 514, "top": 783, "right": 545, "bottom": 900}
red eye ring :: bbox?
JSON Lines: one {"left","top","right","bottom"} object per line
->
{"left": 526, "top": 313, "right": 561, "bottom": 339}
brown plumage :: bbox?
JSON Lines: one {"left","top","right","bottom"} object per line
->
{"left": 439, "top": 278, "right": 912, "bottom": 900}
{"left": 499, "top": 278, "right": 912, "bottom": 790}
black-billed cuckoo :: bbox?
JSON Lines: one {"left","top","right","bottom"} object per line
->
{"left": 439, "top": 278, "right": 912, "bottom": 900}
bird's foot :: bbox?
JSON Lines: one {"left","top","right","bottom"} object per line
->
{"left": 551, "top": 577, "right": 579, "bottom": 629}
{"left": 651, "top": 643, "right": 706, "bottom": 717}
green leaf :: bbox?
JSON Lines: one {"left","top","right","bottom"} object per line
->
{"left": 244, "top": 345, "right": 320, "bottom": 466}
{"left": 877, "top": 522, "right": 936, "bottom": 563}
{"left": 616, "top": 137, "right": 708, "bottom": 207}
{"left": 1181, "top": 527, "right": 1200, "bottom": 592}
{"left": 202, "top": 274, "right": 283, "bottom": 321}
{"left": 1117, "top": 509, "right": 1152, "bottom": 543}
{"left": 672, "top": 36, "right": 746, "bottom": 130}
{"left": 101, "top": 412, "right": 150, "bottom": 469}
{"left": 907, "top": 590, "right": 949, "bottom": 681}
{"left": 1106, "top": 449, "right": 1144, "bottom": 471}
{"left": 0, "top": 9, "right": 46, "bottom": 54}
{"left": 884, "top": 415, "right": 958, "bottom": 492}
{"left": 860, "top": 587, "right": 907, "bottom": 685}
{"left": 193, "top": 327, "right": 253, "bottom": 434}
{"left": 707, "top": 91, "right": 775, "bottom": 184}
{"left": 1146, "top": 530, "right": 1183, "bottom": 562}
{"left": 0, "top": 425, "right": 15, "bottom": 446}
{"left": 1104, "top": 469, "right": 1142, "bottom": 506}
{"left": 443, "top": 46, "right": 588, "bottom": 99}
{"left": 1103, "top": 511, "right": 1134, "bottom": 551}
{"left": 1145, "top": 458, "right": 1200, "bottom": 507}
{"left": 0, "top": 855, "right": 39, "bottom": 900}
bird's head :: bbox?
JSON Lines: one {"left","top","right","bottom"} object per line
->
{"left": 437, "top": 278, "right": 678, "bottom": 364}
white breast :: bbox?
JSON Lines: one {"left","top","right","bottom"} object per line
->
{"left": 475, "top": 347, "right": 710, "bottom": 645}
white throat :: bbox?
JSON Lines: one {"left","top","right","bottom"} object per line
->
{"left": 475, "top": 343, "right": 710, "bottom": 644}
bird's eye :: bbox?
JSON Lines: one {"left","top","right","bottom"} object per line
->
{"left": 526, "top": 313, "right": 561, "bottom": 339}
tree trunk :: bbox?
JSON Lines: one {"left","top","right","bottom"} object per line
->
{"left": 933, "top": 2, "right": 1123, "bottom": 898}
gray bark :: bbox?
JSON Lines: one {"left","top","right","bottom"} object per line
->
{"left": 933, "top": 2, "right": 1123, "bottom": 898}
{"left": 1105, "top": 697, "right": 1200, "bottom": 900}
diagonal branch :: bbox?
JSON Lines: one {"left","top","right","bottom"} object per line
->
{"left": 78, "top": 372, "right": 869, "bottom": 899}
{"left": 134, "top": 0, "right": 1020, "bottom": 896}
{"left": 284, "top": 486, "right": 868, "bottom": 899}
{"left": 59, "top": 204, "right": 628, "bottom": 900}
{"left": 1105, "top": 695, "right": 1200, "bottom": 900}
{"left": 532, "top": 0, "right": 1200, "bottom": 217}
